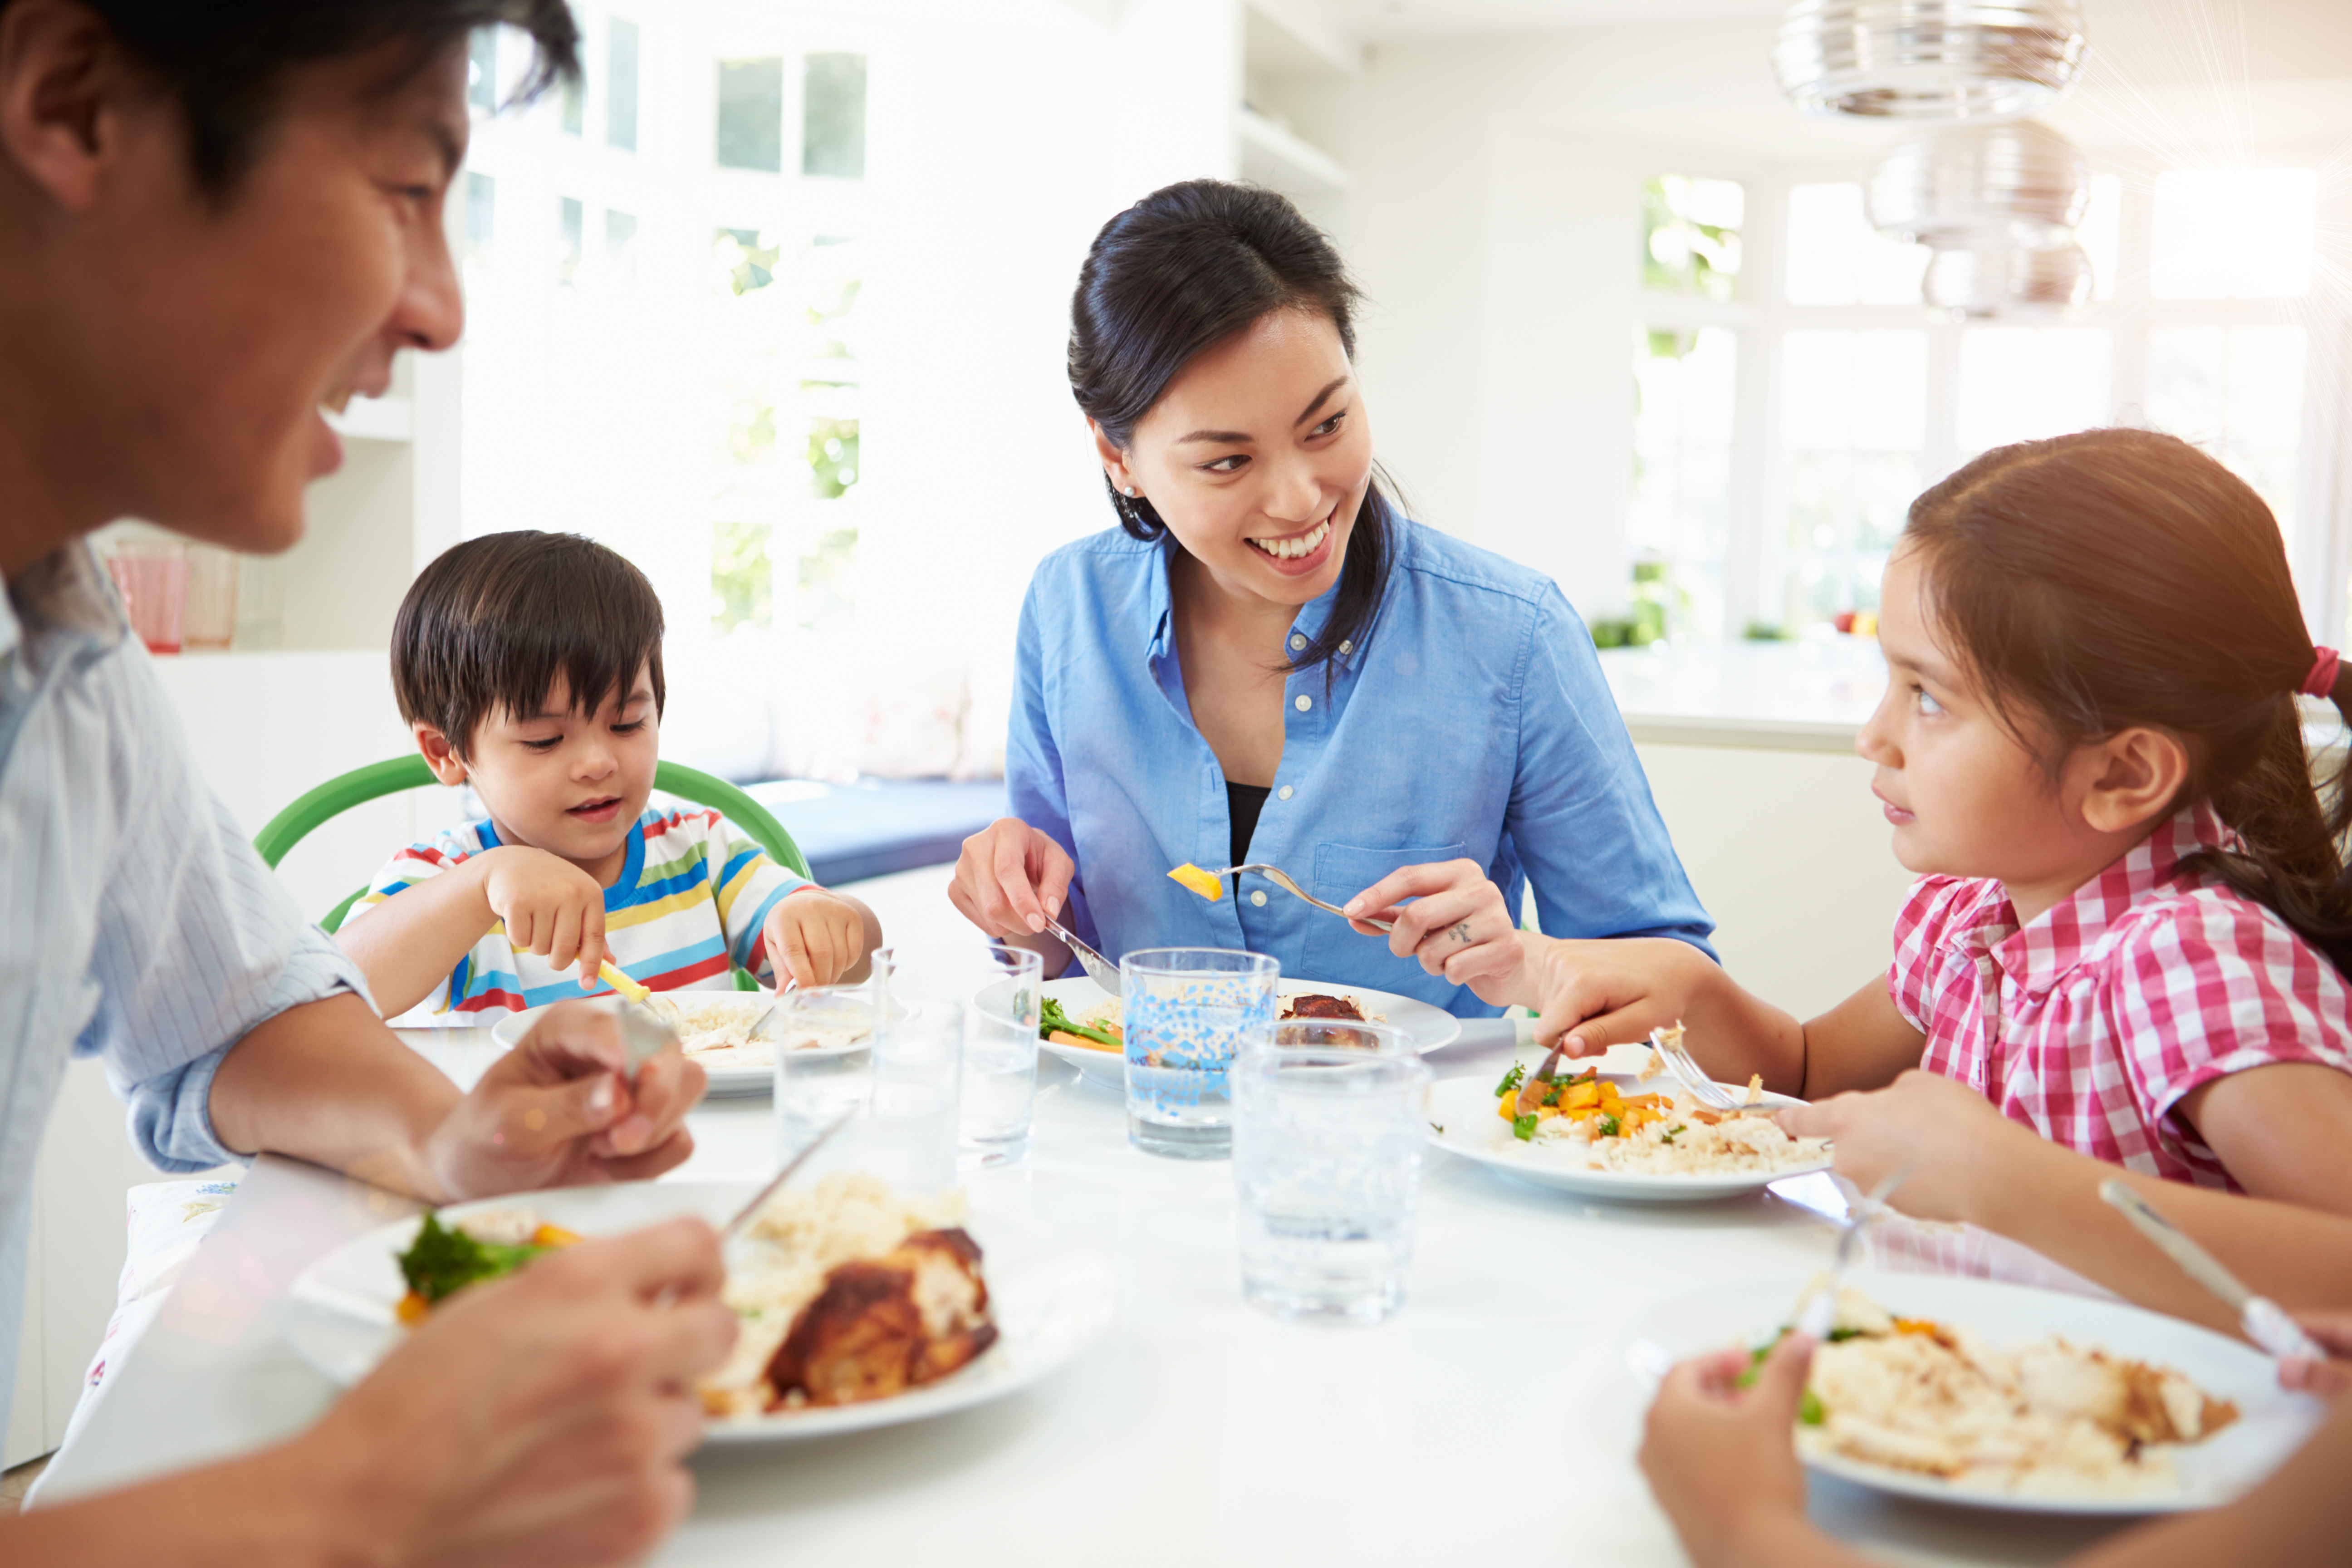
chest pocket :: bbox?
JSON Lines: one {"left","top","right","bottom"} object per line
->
{"left": 1305, "top": 841, "right": 1468, "bottom": 994}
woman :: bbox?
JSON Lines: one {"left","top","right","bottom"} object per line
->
{"left": 950, "top": 181, "right": 1711, "bottom": 1012}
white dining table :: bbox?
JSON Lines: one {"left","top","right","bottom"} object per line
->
{"left": 34, "top": 1020, "right": 2147, "bottom": 1567}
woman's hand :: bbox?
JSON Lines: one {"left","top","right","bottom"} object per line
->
{"left": 1775, "top": 1069, "right": 2025, "bottom": 1226}
{"left": 950, "top": 818, "right": 1077, "bottom": 939}
{"left": 481, "top": 846, "right": 612, "bottom": 989}
{"left": 1341, "top": 859, "right": 1522, "bottom": 990}
{"left": 1638, "top": 1333, "right": 1833, "bottom": 1568}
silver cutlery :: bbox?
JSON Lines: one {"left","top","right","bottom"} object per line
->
{"left": 720, "top": 1108, "right": 860, "bottom": 1245}
{"left": 1042, "top": 913, "right": 1122, "bottom": 995}
{"left": 1647, "top": 1023, "right": 1781, "bottom": 1117}
{"left": 1189, "top": 861, "right": 1396, "bottom": 934}
{"left": 2100, "top": 1179, "right": 2327, "bottom": 1360}
{"left": 1795, "top": 1161, "right": 1919, "bottom": 1339}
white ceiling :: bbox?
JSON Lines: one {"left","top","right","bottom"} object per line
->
{"left": 1319, "top": 0, "right": 1785, "bottom": 42}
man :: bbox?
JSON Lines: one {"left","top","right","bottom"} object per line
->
{"left": 0, "top": 2, "right": 736, "bottom": 1558}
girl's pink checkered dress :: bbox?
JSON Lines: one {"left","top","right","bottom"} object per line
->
{"left": 1890, "top": 804, "right": 2352, "bottom": 1188}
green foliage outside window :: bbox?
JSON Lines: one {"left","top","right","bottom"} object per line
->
{"left": 1642, "top": 176, "right": 1742, "bottom": 302}
{"left": 712, "top": 520, "right": 774, "bottom": 632}
{"left": 806, "top": 418, "right": 858, "bottom": 499}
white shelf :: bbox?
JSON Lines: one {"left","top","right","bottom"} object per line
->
{"left": 1237, "top": 106, "right": 1351, "bottom": 194}
{"left": 324, "top": 393, "right": 413, "bottom": 443}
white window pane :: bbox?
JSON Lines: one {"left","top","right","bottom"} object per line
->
{"left": 1786, "top": 182, "right": 1930, "bottom": 307}
{"left": 2146, "top": 324, "right": 2305, "bottom": 537}
{"left": 1955, "top": 327, "right": 2111, "bottom": 457}
{"left": 2150, "top": 169, "right": 2316, "bottom": 299}
{"left": 1775, "top": 328, "right": 1927, "bottom": 631}
{"left": 1781, "top": 330, "right": 1927, "bottom": 451}
{"left": 2079, "top": 173, "right": 2121, "bottom": 301}
{"left": 1630, "top": 325, "right": 1738, "bottom": 641}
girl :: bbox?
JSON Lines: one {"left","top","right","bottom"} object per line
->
{"left": 1449, "top": 428, "right": 2352, "bottom": 1210}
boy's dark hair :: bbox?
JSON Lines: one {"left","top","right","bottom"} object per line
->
{"left": 5, "top": 0, "right": 579, "bottom": 196}
{"left": 392, "top": 531, "right": 666, "bottom": 761}
{"left": 1906, "top": 427, "right": 2352, "bottom": 975}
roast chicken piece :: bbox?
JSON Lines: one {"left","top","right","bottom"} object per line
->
{"left": 1281, "top": 993, "right": 1365, "bottom": 1021}
{"left": 765, "top": 1227, "right": 998, "bottom": 1407}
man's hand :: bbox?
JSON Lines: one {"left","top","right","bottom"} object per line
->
{"left": 294, "top": 1218, "right": 735, "bottom": 1566}
{"left": 1639, "top": 1333, "right": 1830, "bottom": 1568}
{"left": 762, "top": 886, "right": 867, "bottom": 989}
{"left": 423, "top": 999, "right": 704, "bottom": 1200}
{"left": 481, "top": 846, "right": 612, "bottom": 990}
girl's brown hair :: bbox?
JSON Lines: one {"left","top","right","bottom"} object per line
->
{"left": 1903, "top": 427, "right": 2352, "bottom": 970}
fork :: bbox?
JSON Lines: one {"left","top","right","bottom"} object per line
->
{"left": 1648, "top": 1023, "right": 1779, "bottom": 1117}
{"left": 1795, "top": 1161, "right": 1919, "bottom": 1339}
{"left": 1185, "top": 862, "right": 1396, "bottom": 934}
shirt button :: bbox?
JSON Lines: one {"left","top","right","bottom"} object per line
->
{"left": 1250, "top": 890, "right": 1268, "bottom": 906}
{"left": 1294, "top": 694, "right": 1312, "bottom": 712}
{"left": 1277, "top": 785, "right": 1294, "bottom": 800}
{"left": 1289, "top": 633, "right": 1307, "bottom": 651}
{"left": 1338, "top": 639, "right": 1353, "bottom": 654}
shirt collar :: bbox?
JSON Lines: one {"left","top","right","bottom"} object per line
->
{"left": 1991, "top": 802, "right": 2230, "bottom": 997}
{"left": 0, "top": 542, "right": 129, "bottom": 666}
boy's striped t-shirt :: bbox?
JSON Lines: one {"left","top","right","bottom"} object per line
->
{"left": 344, "top": 806, "right": 809, "bottom": 1023}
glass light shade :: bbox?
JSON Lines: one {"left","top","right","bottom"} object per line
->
{"left": 1867, "top": 119, "right": 2090, "bottom": 250}
{"left": 1923, "top": 243, "right": 2093, "bottom": 316}
{"left": 1775, "top": 0, "right": 2091, "bottom": 121}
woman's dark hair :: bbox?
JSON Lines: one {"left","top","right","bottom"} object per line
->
{"left": 1904, "top": 427, "right": 2352, "bottom": 972}
{"left": 4, "top": 0, "right": 579, "bottom": 197}
{"left": 392, "top": 530, "right": 665, "bottom": 760}
{"left": 1068, "top": 179, "right": 1395, "bottom": 676}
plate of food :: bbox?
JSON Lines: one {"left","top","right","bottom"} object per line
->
{"left": 488, "top": 993, "right": 897, "bottom": 1098}
{"left": 283, "top": 1175, "right": 1118, "bottom": 1444}
{"left": 1036, "top": 975, "right": 1464, "bottom": 1088}
{"left": 1423, "top": 1052, "right": 1830, "bottom": 1201}
{"left": 1626, "top": 1270, "right": 2327, "bottom": 1514}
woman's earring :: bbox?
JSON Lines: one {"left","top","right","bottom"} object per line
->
{"left": 1122, "top": 485, "right": 1138, "bottom": 498}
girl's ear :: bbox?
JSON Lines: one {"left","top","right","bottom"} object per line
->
{"left": 413, "top": 720, "right": 468, "bottom": 787}
{"left": 2078, "top": 726, "right": 2191, "bottom": 835}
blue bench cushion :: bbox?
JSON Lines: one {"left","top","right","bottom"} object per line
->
{"left": 738, "top": 778, "right": 1009, "bottom": 887}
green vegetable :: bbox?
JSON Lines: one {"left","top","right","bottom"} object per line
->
{"left": 1735, "top": 1342, "right": 1771, "bottom": 1389}
{"left": 1826, "top": 1326, "right": 1864, "bottom": 1343}
{"left": 1660, "top": 1124, "right": 1685, "bottom": 1145}
{"left": 1494, "top": 1063, "right": 1525, "bottom": 1098}
{"left": 1540, "top": 1086, "right": 1561, "bottom": 1107}
{"left": 1597, "top": 1114, "right": 1622, "bottom": 1138}
{"left": 1511, "top": 1113, "right": 1539, "bottom": 1141}
{"left": 1798, "top": 1388, "right": 1826, "bottom": 1426}
{"left": 1039, "top": 997, "right": 1121, "bottom": 1048}
{"left": 397, "top": 1213, "right": 551, "bottom": 1305}
{"left": 1429, "top": 1122, "right": 1446, "bottom": 1135}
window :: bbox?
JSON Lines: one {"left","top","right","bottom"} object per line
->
{"left": 604, "top": 210, "right": 637, "bottom": 279}
{"left": 2151, "top": 170, "right": 2316, "bottom": 299}
{"left": 803, "top": 54, "right": 867, "bottom": 179}
{"left": 1628, "top": 326, "right": 1737, "bottom": 643}
{"left": 1784, "top": 182, "right": 1928, "bottom": 307}
{"left": 557, "top": 196, "right": 583, "bottom": 286}
{"left": 463, "top": 172, "right": 495, "bottom": 265}
{"left": 2146, "top": 325, "right": 2307, "bottom": 539}
{"left": 607, "top": 18, "right": 639, "bottom": 152}
{"left": 467, "top": 28, "right": 499, "bottom": 112}
{"left": 718, "top": 58, "right": 784, "bottom": 172}
{"left": 559, "top": 69, "right": 583, "bottom": 136}
{"left": 1642, "top": 176, "right": 1743, "bottom": 301}
{"left": 1954, "top": 328, "right": 2111, "bottom": 461}
{"left": 1777, "top": 329, "right": 1926, "bottom": 626}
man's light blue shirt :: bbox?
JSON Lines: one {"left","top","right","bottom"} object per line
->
{"left": 1009, "top": 522, "right": 1714, "bottom": 1016}
{"left": 0, "top": 545, "right": 366, "bottom": 1436}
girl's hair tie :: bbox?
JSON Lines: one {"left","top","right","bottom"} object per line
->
{"left": 2301, "top": 646, "right": 2341, "bottom": 699}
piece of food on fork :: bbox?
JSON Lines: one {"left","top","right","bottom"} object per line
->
{"left": 1167, "top": 863, "right": 1225, "bottom": 901}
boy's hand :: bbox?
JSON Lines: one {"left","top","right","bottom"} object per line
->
{"left": 1638, "top": 1333, "right": 1818, "bottom": 1568}
{"left": 481, "top": 847, "right": 612, "bottom": 989}
{"left": 763, "top": 886, "right": 866, "bottom": 989}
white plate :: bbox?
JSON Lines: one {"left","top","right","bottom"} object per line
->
{"left": 1038, "top": 975, "right": 1466, "bottom": 1090}
{"left": 284, "top": 1181, "right": 1118, "bottom": 1445}
{"left": 1626, "top": 1269, "right": 2328, "bottom": 1514}
{"left": 1423, "top": 1073, "right": 1829, "bottom": 1202}
{"left": 488, "top": 995, "right": 883, "bottom": 1098}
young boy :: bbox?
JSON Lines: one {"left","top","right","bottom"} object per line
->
{"left": 339, "top": 530, "right": 880, "bottom": 1020}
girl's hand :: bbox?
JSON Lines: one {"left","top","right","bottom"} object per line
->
{"left": 1638, "top": 1332, "right": 1819, "bottom": 1568}
{"left": 950, "top": 818, "right": 1076, "bottom": 939}
{"left": 1341, "top": 859, "right": 1521, "bottom": 990}
{"left": 762, "top": 887, "right": 866, "bottom": 989}
{"left": 1518, "top": 935, "right": 1723, "bottom": 1054}
{"left": 1775, "top": 1069, "right": 2023, "bottom": 1225}
{"left": 481, "top": 847, "right": 612, "bottom": 988}
{"left": 2280, "top": 1312, "right": 2352, "bottom": 1399}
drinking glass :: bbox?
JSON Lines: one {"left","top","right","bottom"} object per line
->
{"left": 1121, "top": 947, "right": 1278, "bottom": 1160}
{"left": 960, "top": 941, "right": 1043, "bottom": 1167}
{"left": 772, "top": 980, "right": 888, "bottom": 1169}
{"left": 1248, "top": 1018, "right": 1415, "bottom": 1058}
{"left": 182, "top": 544, "right": 240, "bottom": 650}
{"left": 1231, "top": 1044, "right": 1432, "bottom": 1323}
{"left": 865, "top": 1000, "right": 964, "bottom": 1193}
{"left": 103, "top": 539, "right": 188, "bottom": 654}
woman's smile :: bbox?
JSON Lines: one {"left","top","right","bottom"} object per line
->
{"left": 1244, "top": 508, "right": 1338, "bottom": 573}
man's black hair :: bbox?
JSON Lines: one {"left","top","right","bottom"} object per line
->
{"left": 392, "top": 530, "right": 666, "bottom": 761}
{"left": 9, "top": 0, "right": 580, "bottom": 195}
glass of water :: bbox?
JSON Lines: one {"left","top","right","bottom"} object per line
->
{"left": 1121, "top": 947, "right": 1278, "bottom": 1160}
{"left": 772, "top": 978, "right": 892, "bottom": 1173}
{"left": 960, "top": 941, "right": 1043, "bottom": 1167}
{"left": 1231, "top": 1042, "right": 1432, "bottom": 1323}
{"left": 1250, "top": 1018, "right": 1415, "bottom": 1058}
{"left": 864, "top": 1000, "right": 965, "bottom": 1193}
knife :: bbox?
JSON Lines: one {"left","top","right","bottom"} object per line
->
{"left": 720, "top": 1107, "right": 860, "bottom": 1244}
{"left": 2100, "top": 1179, "right": 2328, "bottom": 1361}
{"left": 1042, "top": 913, "right": 1122, "bottom": 996}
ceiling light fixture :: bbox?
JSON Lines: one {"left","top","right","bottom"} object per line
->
{"left": 1867, "top": 118, "right": 2089, "bottom": 250}
{"left": 1775, "top": 0, "right": 2091, "bottom": 121}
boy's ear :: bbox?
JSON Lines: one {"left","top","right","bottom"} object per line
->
{"left": 0, "top": 0, "right": 150, "bottom": 214}
{"left": 2078, "top": 725, "right": 2190, "bottom": 836}
{"left": 413, "top": 720, "right": 468, "bottom": 787}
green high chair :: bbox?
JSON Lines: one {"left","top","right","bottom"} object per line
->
{"left": 253, "top": 755, "right": 811, "bottom": 988}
